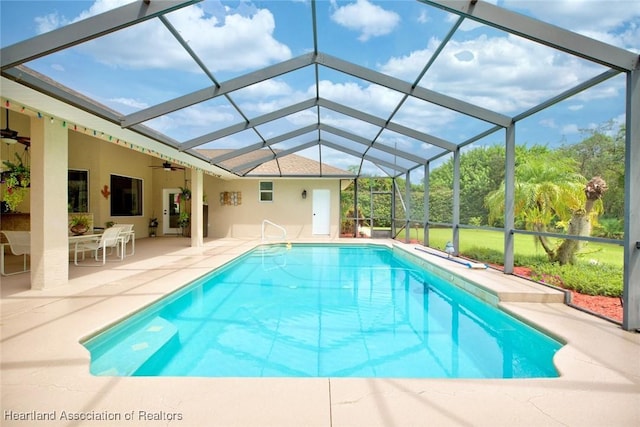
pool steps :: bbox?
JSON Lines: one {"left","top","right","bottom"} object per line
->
{"left": 88, "top": 316, "right": 178, "bottom": 376}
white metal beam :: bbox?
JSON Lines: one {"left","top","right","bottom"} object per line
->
{"left": 1, "top": 0, "right": 202, "bottom": 70}
{"left": 232, "top": 141, "right": 317, "bottom": 173}
{"left": 319, "top": 124, "right": 426, "bottom": 164}
{"left": 322, "top": 140, "right": 408, "bottom": 173}
{"left": 180, "top": 99, "right": 317, "bottom": 150}
{"left": 318, "top": 98, "right": 457, "bottom": 151}
{"left": 623, "top": 69, "right": 640, "bottom": 331}
{"left": 208, "top": 125, "right": 319, "bottom": 164}
{"left": 316, "top": 53, "right": 512, "bottom": 127}
{"left": 122, "top": 53, "right": 315, "bottom": 127}
{"left": 419, "top": 0, "right": 639, "bottom": 71}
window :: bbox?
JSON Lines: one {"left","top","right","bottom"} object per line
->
{"left": 259, "top": 181, "right": 273, "bottom": 202}
{"left": 68, "top": 169, "right": 89, "bottom": 212}
{"left": 110, "top": 174, "right": 143, "bottom": 216}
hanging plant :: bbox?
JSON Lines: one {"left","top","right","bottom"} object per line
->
{"left": 1, "top": 152, "right": 30, "bottom": 212}
{"left": 179, "top": 186, "right": 191, "bottom": 201}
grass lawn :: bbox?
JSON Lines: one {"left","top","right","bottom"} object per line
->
{"left": 398, "top": 227, "right": 623, "bottom": 267}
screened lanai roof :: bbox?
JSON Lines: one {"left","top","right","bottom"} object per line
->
{"left": 1, "top": 0, "right": 638, "bottom": 179}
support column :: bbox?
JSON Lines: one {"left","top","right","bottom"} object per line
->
{"left": 423, "top": 163, "right": 430, "bottom": 246}
{"left": 353, "top": 178, "right": 358, "bottom": 238}
{"left": 190, "top": 168, "right": 203, "bottom": 248}
{"left": 452, "top": 148, "right": 460, "bottom": 255}
{"left": 504, "top": 124, "right": 516, "bottom": 274}
{"left": 391, "top": 178, "right": 396, "bottom": 237}
{"left": 405, "top": 172, "right": 411, "bottom": 243}
{"left": 30, "top": 116, "right": 68, "bottom": 289}
{"left": 623, "top": 69, "right": 639, "bottom": 331}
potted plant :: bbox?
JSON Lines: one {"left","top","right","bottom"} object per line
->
{"left": 69, "top": 214, "right": 91, "bottom": 235}
{"left": 177, "top": 211, "right": 190, "bottom": 236}
{"left": 1, "top": 152, "right": 30, "bottom": 212}
{"left": 148, "top": 217, "right": 158, "bottom": 237}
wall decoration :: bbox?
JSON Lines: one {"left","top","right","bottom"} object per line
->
{"left": 100, "top": 184, "right": 110, "bottom": 199}
{"left": 220, "top": 191, "right": 242, "bottom": 206}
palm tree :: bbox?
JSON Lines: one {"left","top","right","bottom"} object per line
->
{"left": 485, "top": 147, "right": 606, "bottom": 265}
{"left": 555, "top": 176, "right": 608, "bottom": 264}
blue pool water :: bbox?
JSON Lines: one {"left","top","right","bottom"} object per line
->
{"left": 83, "top": 244, "right": 562, "bottom": 378}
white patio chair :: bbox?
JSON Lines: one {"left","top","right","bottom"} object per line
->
{"left": 73, "top": 227, "right": 122, "bottom": 265}
{"left": 112, "top": 224, "right": 135, "bottom": 257}
{"left": 0, "top": 230, "right": 30, "bottom": 276}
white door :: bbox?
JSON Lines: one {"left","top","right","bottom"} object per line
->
{"left": 163, "top": 188, "right": 182, "bottom": 235}
{"left": 312, "top": 189, "right": 331, "bottom": 235}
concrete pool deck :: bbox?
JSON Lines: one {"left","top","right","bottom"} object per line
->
{"left": 1, "top": 237, "right": 639, "bottom": 426}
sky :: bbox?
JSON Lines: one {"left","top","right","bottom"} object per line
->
{"left": 1, "top": 0, "right": 639, "bottom": 176}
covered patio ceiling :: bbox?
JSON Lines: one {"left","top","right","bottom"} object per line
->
{"left": 0, "top": 0, "right": 638, "bottom": 179}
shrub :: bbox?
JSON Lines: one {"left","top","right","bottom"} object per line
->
{"left": 460, "top": 246, "right": 622, "bottom": 297}
{"left": 592, "top": 217, "right": 623, "bottom": 239}
{"left": 460, "top": 246, "right": 547, "bottom": 267}
{"left": 530, "top": 262, "right": 622, "bottom": 297}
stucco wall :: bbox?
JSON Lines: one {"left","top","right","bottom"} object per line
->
{"left": 69, "top": 132, "right": 155, "bottom": 236}
{"left": 3, "top": 108, "right": 344, "bottom": 239}
{"left": 208, "top": 178, "right": 341, "bottom": 239}
{"left": 69, "top": 135, "right": 343, "bottom": 239}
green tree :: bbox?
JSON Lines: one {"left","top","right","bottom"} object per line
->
{"left": 427, "top": 146, "right": 505, "bottom": 225}
{"left": 558, "top": 122, "right": 625, "bottom": 221}
{"left": 485, "top": 146, "right": 607, "bottom": 265}
{"left": 340, "top": 174, "right": 394, "bottom": 229}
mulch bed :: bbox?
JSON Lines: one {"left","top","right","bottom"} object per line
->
{"left": 511, "top": 266, "right": 622, "bottom": 323}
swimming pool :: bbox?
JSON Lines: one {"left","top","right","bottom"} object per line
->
{"left": 82, "top": 243, "right": 562, "bottom": 378}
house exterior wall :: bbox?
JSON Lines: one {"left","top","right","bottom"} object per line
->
{"left": 207, "top": 178, "right": 341, "bottom": 239}
{"left": 3, "top": 112, "right": 343, "bottom": 239}
{"left": 69, "top": 132, "right": 155, "bottom": 236}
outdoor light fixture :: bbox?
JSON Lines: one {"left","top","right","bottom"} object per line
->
{"left": 302, "top": 190, "right": 307, "bottom": 199}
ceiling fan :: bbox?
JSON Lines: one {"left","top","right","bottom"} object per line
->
{"left": 1, "top": 109, "right": 31, "bottom": 146}
{"left": 149, "top": 161, "right": 185, "bottom": 171}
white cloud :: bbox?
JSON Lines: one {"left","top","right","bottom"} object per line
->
{"left": 68, "top": 0, "right": 136, "bottom": 21}
{"left": 109, "top": 97, "right": 148, "bottom": 110}
{"left": 330, "top": 0, "right": 400, "bottom": 42}
{"left": 35, "top": 12, "right": 69, "bottom": 33}
{"left": 561, "top": 123, "right": 580, "bottom": 135}
{"left": 417, "top": 10, "right": 429, "bottom": 24}
{"left": 231, "top": 78, "right": 293, "bottom": 101}
{"left": 501, "top": 0, "right": 640, "bottom": 50}
{"left": 237, "top": 81, "right": 307, "bottom": 115}
{"left": 145, "top": 104, "right": 236, "bottom": 139}
{"left": 539, "top": 118, "right": 557, "bottom": 129}
{"left": 380, "top": 34, "right": 606, "bottom": 114}
{"left": 314, "top": 80, "right": 404, "bottom": 115}
{"left": 39, "top": 0, "right": 291, "bottom": 73}
{"left": 394, "top": 97, "right": 460, "bottom": 134}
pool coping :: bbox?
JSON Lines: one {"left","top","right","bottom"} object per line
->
{"left": 1, "top": 237, "right": 639, "bottom": 426}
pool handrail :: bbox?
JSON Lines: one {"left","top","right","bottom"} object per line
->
{"left": 261, "top": 219, "right": 287, "bottom": 242}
